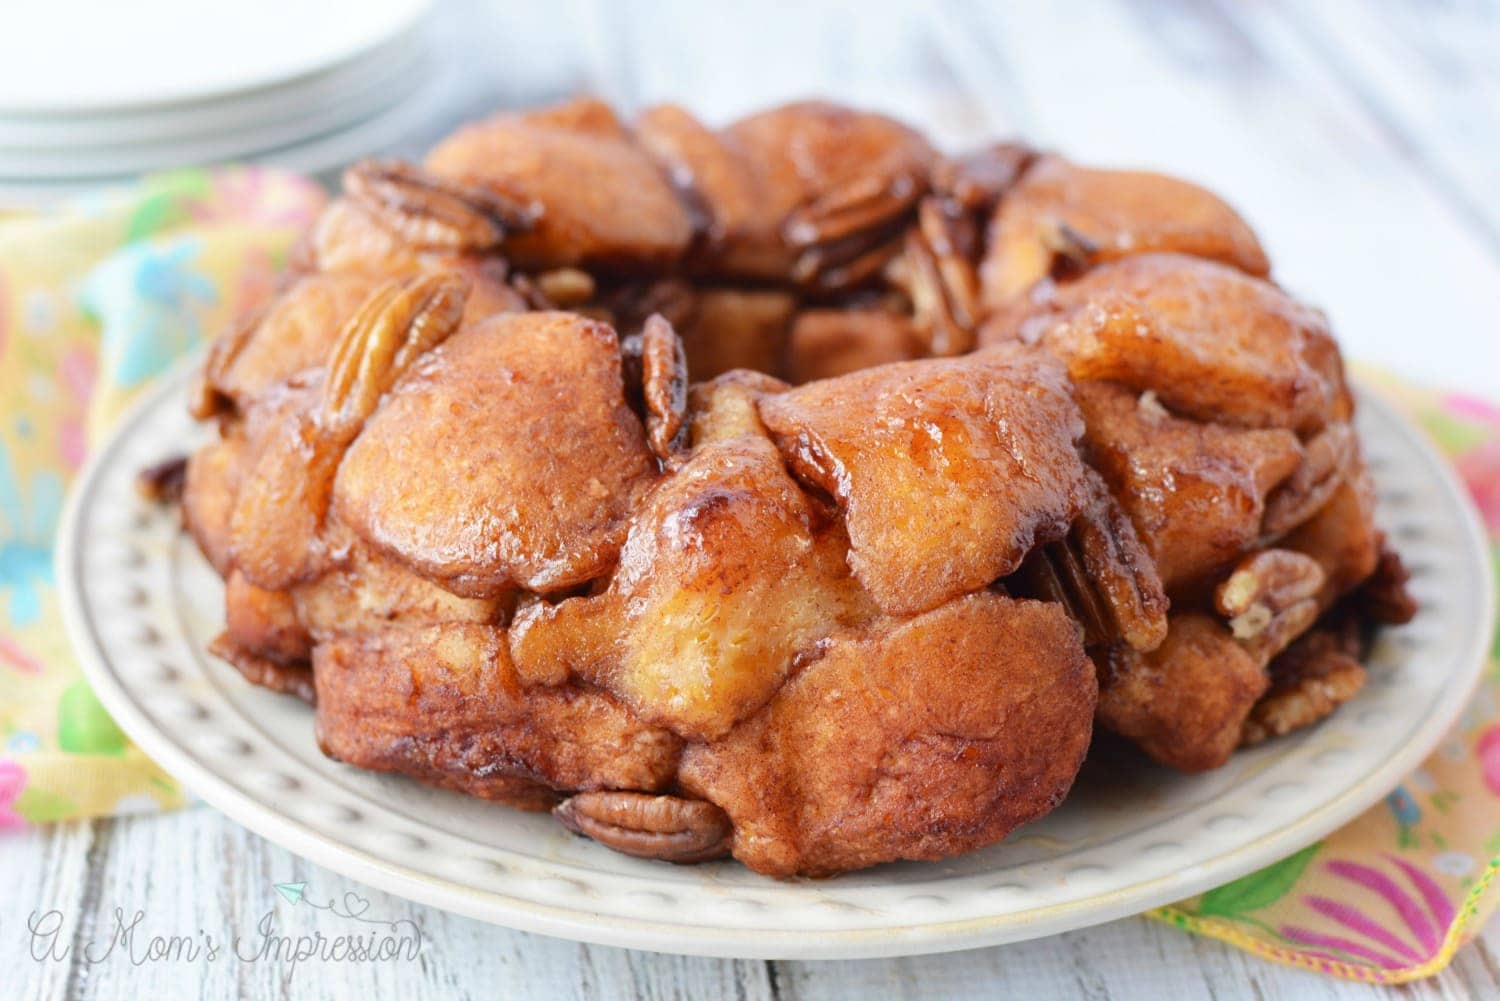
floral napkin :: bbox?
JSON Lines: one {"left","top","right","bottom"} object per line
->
{"left": 0, "top": 168, "right": 325, "bottom": 818}
{"left": 1, "top": 170, "right": 1498, "bottom": 983}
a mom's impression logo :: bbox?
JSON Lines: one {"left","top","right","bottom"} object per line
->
{"left": 24, "top": 880, "right": 423, "bottom": 978}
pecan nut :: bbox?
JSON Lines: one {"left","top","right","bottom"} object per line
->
{"left": 1071, "top": 471, "right": 1169, "bottom": 651}
{"left": 931, "top": 143, "right": 1036, "bottom": 214}
{"left": 1011, "top": 471, "right": 1167, "bottom": 651}
{"left": 639, "top": 314, "right": 689, "bottom": 464}
{"left": 554, "top": 791, "right": 732, "bottom": 864}
{"left": 321, "top": 273, "right": 470, "bottom": 441}
{"left": 1039, "top": 217, "right": 1100, "bottom": 280}
{"left": 887, "top": 198, "right": 981, "bottom": 356}
{"left": 784, "top": 167, "right": 925, "bottom": 249}
{"left": 1241, "top": 628, "right": 1366, "bottom": 746}
{"left": 344, "top": 159, "right": 538, "bottom": 252}
{"left": 1215, "top": 549, "right": 1326, "bottom": 663}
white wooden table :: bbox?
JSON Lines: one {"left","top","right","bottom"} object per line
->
{"left": 6, "top": 1, "right": 1500, "bottom": 997}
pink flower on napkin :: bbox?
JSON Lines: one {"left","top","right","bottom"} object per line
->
{"left": 0, "top": 758, "right": 28, "bottom": 829}
{"left": 1280, "top": 856, "right": 1454, "bottom": 969}
{"left": 1478, "top": 726, "right": 1500, "bottom": 796}
{"left": 57, "top": 346, "right": 97, "bottom": 471}
{"left": 1456, "top": 441, "right": 1500, "bottom": 533}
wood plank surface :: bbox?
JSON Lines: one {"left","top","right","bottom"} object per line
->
{"left": 3, "top": 809, "right": 1498, "bottom": 999}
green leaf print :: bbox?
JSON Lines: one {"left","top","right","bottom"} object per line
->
{"left": 14, "top": 786, "right": 77, "bottom": 822}
{"left": 124, "top": 169, "right": 212, "bottom": 242}
{"left": 1197, "top": 842, "right": 1321, "bottom": 917}
{"left": 1419, "top": 409, "right": 1488, "bottom": 454}
{"left": 57, "top": 680, "right": 128, "bottom": 755}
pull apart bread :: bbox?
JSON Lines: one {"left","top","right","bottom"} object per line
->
{"left": 178, "top": 99, "right": 1414, "bottom": 876}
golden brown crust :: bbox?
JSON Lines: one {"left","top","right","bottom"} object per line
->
{"left": 182, "top": 434, "right": 246, "bottom": 577}
{"left": 680, "top": 593, "right": 1095, "bottom": 877}
{"left": 638, "top": 100, "right": 936, "bottom": 287}
{"left": 985, "top": 254, "right": 1349, "bottom": 434}
{"left": 1074, "top": 379, "right": 1304, "bottom": 590}
{"left": 1097, "top": 613, "right": 1269, "bottom": 773}
{"left": 333, "top": 311, "right": 658, "bottom": 597}
{"left": 313, "top": 624, "right": 683, "bottom": 796}
{"left": 782, "top": 307, "right": 926, "bottom": 384}
{"left": 425, "top": 100, "right": 695, "bottom": 273}
{"left": 509, "top": 431, "right": 877, "bottom": 741}
{"left": 676, "top": 288, "right": 797, "bottom": 382}
{"left": 979, "top": 155, "right": 1270, "bottom": 306}
{"left": 760, "top": 343, "right": 1089, "bottom": 614}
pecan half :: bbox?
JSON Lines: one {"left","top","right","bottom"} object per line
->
{"left": 1215, "top": 549, "right": 1326, "bottom": 663}
{"left": 345, "top": 159, "right": 539, "bottom": 252}
{"left": 1241, "top": 628, "right": 1366, "bottom": 746}
{"left": 639, "top": 314, "right": 689, "bottom": 464}
{"left": 1071, "top": 471, "right": 1169, "bottom": 651}
{"left": 321, "top": 273, "right": 470, "bottom": 441}
{"left": 1009, "top": 471, "right": 1167, "bottom": 651}
{"left": 1262, "top": 423, "right": 1356, "bottom": 540}
{"left": 888, "top": 198, "right": 981, "bottom": 356}
{"left": 784, "top": 167, "right": 924, "bottom": 250}
{"left": 554, "top": 791, "right": 732, "bottom": 864}
{"left": 790, "top": 227, "right": 906, "bottom": 292}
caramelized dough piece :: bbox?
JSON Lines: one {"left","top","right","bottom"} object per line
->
{"left": 687, "top": 369, "right": 790, "bottom": 446}
{"left": 510, "top": 432, "right": 877, "bottom": 741}
{"left": 1097, "top": 613, "right": 1270, "bottom": 772}
{"left": 334, "top": 311, "right": 657, "bottom": 597}
{"left": 783, "top": 307, "right": 926, "bottom": 384}
{"left": 223, "top": 570, "right": 311, "bottom": 665}
{"left": 760, "top": 344, "right": 1089, "bottom": 614}
{"left": 314, "top": 624, "right": 682, "bottom": 798}
{"left": 637, "top": 101, "right": 935, "bottom": 285}
{"left": 425, "top": 99, "right": 694, "bottom": 272}
{"left": 680, "top": 593, "right": 1095, "bottom": 877}
{"left": 986, "top": 254, "right": 1349, "bottom": 433}
{"left": 210, "top": 635, "right": 316, "bottom": 704}
{"left": 308, "top": 198, "right": 529, "bottom": 327}
{"left": 290, "top": 521, "right": 503, "bottom": 641}
{"left": 182, "top": 433, "right": 248, "bottom": 577}
{"left": 1282, "top": 457, "right": 1381, "bottom": 610}
{"left": 228, "top": 274, "right": 473, "bottom": 592}
{"left": 980, "top": 156, "right": 1269, "bottom": 305}
{"left": 194, "top": 272, "right": 379, "bottom": 417}
{"left": 224, "top": 376, "right": 333, "bottom": 590}
{"left": 1075, "top": 380, "right": 1303, "bottom": 590}
{"left": 676, "top": 288, "right": 797, "bottom": 382}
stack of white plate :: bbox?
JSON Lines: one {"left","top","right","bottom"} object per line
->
{"left": 0, "top": 0, "right": 438, "bottom": 205}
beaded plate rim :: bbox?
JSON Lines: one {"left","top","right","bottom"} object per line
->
{"left": 58, "top": 359, "right": 1496, "bottom": 960}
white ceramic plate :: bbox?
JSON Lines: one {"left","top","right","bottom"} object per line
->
{"left": 0, "top": 41, "right": 430, "bottom": 176}
{"left": 58, "top": 362, "right": 1495, "bottom": 960}
{"left": 0, "top": 0, "right": 431, "bottom": 113}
